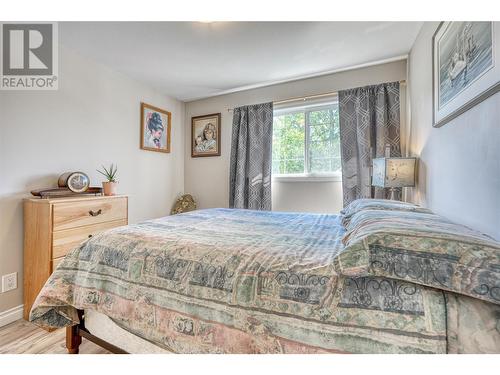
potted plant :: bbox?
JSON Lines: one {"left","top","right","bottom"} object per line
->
{"left": 97, "top": 164, "right": 118, "bottom": 196}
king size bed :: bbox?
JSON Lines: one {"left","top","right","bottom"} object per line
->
{"left": 29, "top": 201, "right": 500, "bottom": 354}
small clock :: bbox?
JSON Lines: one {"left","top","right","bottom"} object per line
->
{"left": 58, "top": 172, "right": 90, "bottom": 193}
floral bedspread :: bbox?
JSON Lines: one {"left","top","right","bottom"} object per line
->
{"left": 30, "top": 209, "right": 498, "bottom": 353}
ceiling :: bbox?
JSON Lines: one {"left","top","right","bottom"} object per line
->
{"left": 60, "top": 22, "right": 422, "bottom": 102}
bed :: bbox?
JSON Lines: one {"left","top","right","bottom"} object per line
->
{"left": 29, "top": 205, "right": 500, "bottom": 354}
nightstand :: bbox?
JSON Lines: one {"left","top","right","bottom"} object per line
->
{"left": 23, "top": 195, "right": 128, "bottom": 320}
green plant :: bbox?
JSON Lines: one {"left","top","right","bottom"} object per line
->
{"left": 97, "top": 164, "right": 118, "bottom": 182}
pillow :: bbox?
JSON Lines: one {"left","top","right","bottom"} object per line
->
{"left": 335, "top": 209, "right": 500, "bottom": 305}
{"left": 340, "top": 199, "right": 432, "bottom": 227}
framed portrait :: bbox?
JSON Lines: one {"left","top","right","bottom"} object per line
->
{"left": 140, "top": 102, "right": 171, "bottom": 153}
{"left": 432, "top": 22, "right": 499, "bottom": 127}
{"left": 191, "top": 113, "right": 221, "bottom": 157}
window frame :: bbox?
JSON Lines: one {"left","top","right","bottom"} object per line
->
{"left": 272, "top": 101, "right": 342, "bottom": 182}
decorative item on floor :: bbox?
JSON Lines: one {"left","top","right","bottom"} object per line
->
{"left": 31, "top": 171, "right": 103, "bottom": 198}
{"left": 191, "top": 113, "right": 221, "bottom": 157}
{"left": 97, "top": 164, "right": 118, "bottom": 196}
{"left": 372, "top": 157, "right": 416, "bottom": 200}
{"left": 171, "top": 194, "right": 197, "bottom": 215}
{"left": 140, "top": 102, "right": 171, "bottom": 153}
{"left": 432, "top": 22, "right": 499, "bottom": 127}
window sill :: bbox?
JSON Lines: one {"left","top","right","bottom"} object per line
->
{"left": 272, "top": 174, "right": 342, "bottom": 183}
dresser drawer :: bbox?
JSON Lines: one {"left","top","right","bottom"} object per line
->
{"left": 24, "top": 195, "right": 128, "bottom": 321}
{"left": 53, "top": 197, "right": 127, "bottom": 231}
{"left": 52, "top": 219, "right": 127, "bottom": 259}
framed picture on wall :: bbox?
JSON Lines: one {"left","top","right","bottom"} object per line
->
{"left": 140, "top": 102, "right": 172, "bottom": 153}
{"left": 191, "top": 113, "right": 221, "bottom": 157}
{"left": 432, "top": 22, "right": 500, "bottom": 127}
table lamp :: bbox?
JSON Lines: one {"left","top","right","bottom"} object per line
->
{"left": 372, "top": 157, "right": 416, "bottom": 200}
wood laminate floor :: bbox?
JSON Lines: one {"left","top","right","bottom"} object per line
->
{"left": 0, "top": 319, "right": 109, "bottom": 354}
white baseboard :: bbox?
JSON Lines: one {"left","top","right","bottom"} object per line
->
{"left": 0, "top": 305, "right": 23, "bottom": 327}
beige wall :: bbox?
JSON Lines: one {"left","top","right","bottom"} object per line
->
{"left": 272, "top": 180, "right": 344, "bottom": 213}
{"left": 185, "top": 60, "right": 407, "bottom": 213}
{"left": 407, "top": 22, "right": 500, "bottom": 240}
{"left": 0, "top": 46, "right": 185, "bottom": 314}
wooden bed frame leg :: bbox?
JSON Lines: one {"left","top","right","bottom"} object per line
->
{"left": 66, "top": 325, "right": 82, "bottom": 354}
{"left": 64, "top": 309, "right": 128, "bottom": 354}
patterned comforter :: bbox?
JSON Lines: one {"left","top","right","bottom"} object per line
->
{"left": 30, "top": 209, "right": 499, "bottom": 353}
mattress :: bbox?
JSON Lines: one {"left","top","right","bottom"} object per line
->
{"left": 85, "top": 309, "right": 169, "bottom": 353}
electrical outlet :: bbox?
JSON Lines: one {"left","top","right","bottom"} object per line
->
{"left": 1, "top": 272, "right": 17, "bottom": 293}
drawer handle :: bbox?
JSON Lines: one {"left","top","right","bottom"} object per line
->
{"left": 88, "top": 209, "right": 102, "bottom": 217}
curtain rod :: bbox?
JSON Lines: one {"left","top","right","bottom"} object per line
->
{"left": 227, "top": 80, "right": 406, "bottom": 112}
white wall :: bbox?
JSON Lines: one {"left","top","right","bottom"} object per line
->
{"left": 0, "top": 46, "right": 185, "bottom": 314}
{"left": 185, "top": 60, "right": 407, "bottom": 213}
{"left": 408, "top": 22, "right": 500, "bottom": 240}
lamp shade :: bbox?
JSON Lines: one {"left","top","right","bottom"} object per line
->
{"left": 372, "top": 157, "right": 416, "bottom": 188}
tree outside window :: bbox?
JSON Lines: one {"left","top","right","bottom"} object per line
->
{"left": 272, "top": 101, "right": 340, "bottom": 177}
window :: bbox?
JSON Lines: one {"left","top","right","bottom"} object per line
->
{"left": 272, "top": 97, "right": 341, "bottom": 180}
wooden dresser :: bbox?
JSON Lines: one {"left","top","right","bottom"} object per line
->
{"left": 23, "top": 195, "right": 128, "bottom": 320}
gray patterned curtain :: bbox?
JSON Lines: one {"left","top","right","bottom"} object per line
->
{"left": 229, "top": 102, "right": 273, "bottom": 210}
{"left": 339, "top": 82, "right": 401, "bottom": 206}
